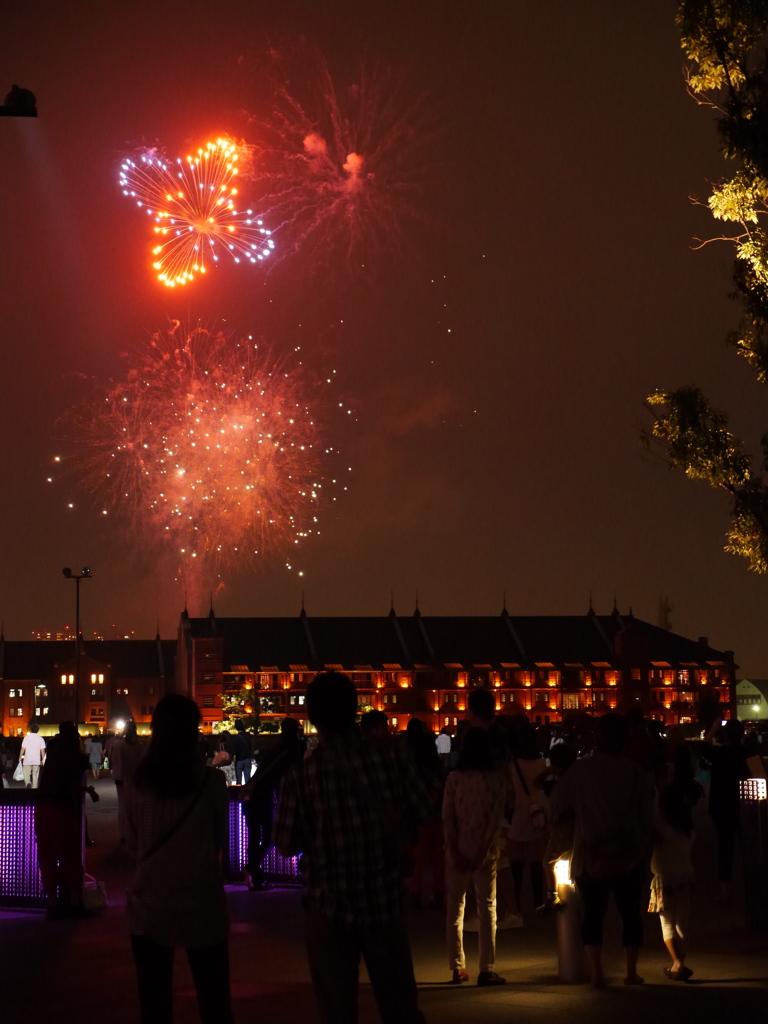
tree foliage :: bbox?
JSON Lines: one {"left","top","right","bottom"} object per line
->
{"left": 645, "top": 1, "right": 768, "bottom": 571}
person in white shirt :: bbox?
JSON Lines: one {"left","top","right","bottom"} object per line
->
{"left": 436, "top": 727, "right": 452, "bottom": 770}
{"left": 20, "top": 724, "right": 46, "bottom": 788}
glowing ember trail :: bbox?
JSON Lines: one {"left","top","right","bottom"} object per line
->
{"left": 119, "top": 138, "right": 275, "bottom": 287}
{"left": 65, "top": 324, "right": 344, "bottom": 576}
{"left": 246, "top": 46, "right": 433, "bottom": 268}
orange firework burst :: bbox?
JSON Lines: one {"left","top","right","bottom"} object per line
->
{"left": 119, "top": 138, "right": 275, "bottom": 287}
{"left": 67, "top": 324, "right": 342, "bottom": 573}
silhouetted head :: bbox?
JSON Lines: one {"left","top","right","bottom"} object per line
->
{"left": 595, "top": 713, "right": 629, "bottom": 754}
{"left": 151, "top": 695, "right": 200, "bottom": 746}
{"left": 468, "top": 688, "right": 495, "bottom": 725}
{"left": 306, "top": 672, "right": 357, "bottom": 735}
{"left": 280, "top": 717, "right": 301, "bottom": 737}
{"left": 360, "top": 710, "right": 389, "bottom": 739}
{"left": 136, "top": 695, "right": 203, "bottom": 797}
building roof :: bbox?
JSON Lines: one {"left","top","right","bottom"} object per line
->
{"left": 737, "top": 678, "right": 768, "bottom": 699}
{"left": 0, "top": 639, "right": 175, "bottom": 681}
{"left": 182, "top": 611, "right": 734, "bottom": 674}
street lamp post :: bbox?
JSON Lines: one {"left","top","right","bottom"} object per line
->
{"left": 62, "top": 567, "right": 91, "bottom": 728}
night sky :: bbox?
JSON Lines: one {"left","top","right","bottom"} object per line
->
{"left": 2, "top": 2, "right": 766, "bottom": 675}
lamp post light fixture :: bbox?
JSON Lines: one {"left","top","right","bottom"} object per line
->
{"left": 0, "top": 84, "right": 37, "bottom": 116}
{"left": 62, "top": 566, "right": 92, "bottom": 727}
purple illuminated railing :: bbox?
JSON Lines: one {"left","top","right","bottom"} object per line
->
{"left": 226, "top": 797, "right": 300, "bottom": 884}
{"left": 0, "top": 792, "right": 45, "bottom": 908}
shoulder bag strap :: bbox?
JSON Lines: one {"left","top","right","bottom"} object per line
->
{"left": 512, "top": 757, "right": 531, "bottom": 796}
{"left": 139, "top": 772, "right": 210, "bottom": 865}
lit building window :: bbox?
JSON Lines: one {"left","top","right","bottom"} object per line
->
{"left": 69, "top": 675, "right": 74, "bottom": 684}
{"left": 42, "top": 707, "right": 49, "bottom": 716}
{"left": 91, "top": 674, "right": 97, "bottom": 683}
{"left": 9, "top": 689, "right": 15, "bottom": 698}
{"left": 98, "top": 674, "right": 104, "bottom": 683}
{"left": 61, "top": 675, "right": 67, "bottom": 684}
{"left": 391, "top": 717, "right": 398, "bottom": 728}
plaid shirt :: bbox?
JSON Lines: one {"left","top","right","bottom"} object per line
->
{"left": 273, "top": 733, "right": 434, "bottom": 929}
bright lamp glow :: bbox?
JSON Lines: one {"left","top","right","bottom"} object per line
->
{"left": 554, "top": 857, "right": 572, "bottom": 887}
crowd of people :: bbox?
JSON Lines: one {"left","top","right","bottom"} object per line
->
{"left": 2, "top": 680, "right": 764, "bottom": 1024}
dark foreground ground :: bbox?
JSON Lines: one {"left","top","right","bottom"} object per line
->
{"left": 1, "top": 780, "right": 765, "bottom": 1024}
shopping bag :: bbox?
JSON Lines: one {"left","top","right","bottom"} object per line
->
{"left": 12, "top": 761, "right": 24, "bottom": 782}
{"left": 82, "top": 874, "right": 107, "bottom": 912}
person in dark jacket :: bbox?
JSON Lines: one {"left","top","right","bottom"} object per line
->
{"left": 232, "top": 719, "right": 253, "bottom": 786}
{"left": 241, "top": 717, "right": 305, "bottom": 890}
{"left": 35, "top": 721, "right": 93, "bottom": 916}
{"left": 698, "top": 719, "right": 749, "bottom": 890}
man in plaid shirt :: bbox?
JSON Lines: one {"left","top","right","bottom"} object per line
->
{"left": 273, "top": 672, "right": 433, "bottom": 1024}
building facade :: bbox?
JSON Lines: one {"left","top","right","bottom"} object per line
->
{"left": 176, "top": 606, "right": 736, "bottom": 732}
{"left": 0, "top": 636, "right": 175, "bottom": 736}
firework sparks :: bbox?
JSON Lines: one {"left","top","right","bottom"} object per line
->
{"left": 63, "top": 324, "right": 343, "bottom": 575}
{"left": 119, "top": 138, "right": 275, "bottom": 287}
{"left": 245, "top": 46, "right": 434, "bottom": 268}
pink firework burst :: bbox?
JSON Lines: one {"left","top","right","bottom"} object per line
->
{"left": 244, "top": 45, "right": 436, "bottom": 269}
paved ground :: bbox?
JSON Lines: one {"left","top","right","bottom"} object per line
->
{"left": 0, "top": 779, "right": 766, "bottom": 1023}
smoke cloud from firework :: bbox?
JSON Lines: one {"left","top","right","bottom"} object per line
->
{"left": 59, "top": 324, "right": 346, "bottom": 586}
{"left": 119, "top": 137, "right": 275, "bottom": 287}
{"left": 244, "top": 45, "right": 434, "bottom": 268}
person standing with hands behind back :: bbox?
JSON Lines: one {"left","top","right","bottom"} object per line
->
{"left": 443, "top": 726, "right": 507, "bottom": 987}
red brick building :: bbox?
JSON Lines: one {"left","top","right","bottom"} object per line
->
{"left": 0, "top": 636, "right": 175, "bottom": 736}
{"left": 176, "top": 605, "right": 736, "bottom": 732}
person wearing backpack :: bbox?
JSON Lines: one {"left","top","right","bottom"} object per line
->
{"left": 550, "top": 713, "right": 653, "bottom": 987}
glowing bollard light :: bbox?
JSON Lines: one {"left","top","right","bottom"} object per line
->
{"left": 740, "top": 779, "right": 768, "bottom": 934}
{"left": 554, "top": 858, "right": 585, "bottom": 983}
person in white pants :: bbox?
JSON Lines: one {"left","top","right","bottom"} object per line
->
{"left": 443, "top": 727, "right": 507, "bottom": 987}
